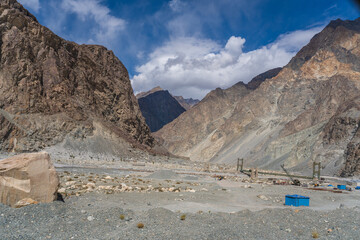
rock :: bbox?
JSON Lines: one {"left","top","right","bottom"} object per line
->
{"left": 86, "top": 183, "right": 96, "bottom": 189}
{"left": 186, "top": 189, "right": 196, "bottom": 193}
{"left": 58, "top": 188, "right": 66, "bottom": 194}
{"left": 0, "top": 152, "right": 59, "bottom": 207}
{"left": 87, "top": 216, "right": 94, "bottom": 221}
{"left": 257, "top": 195, "right": 269, "bottom": 201}
{"left": 65, "top": 181, "right": 77, "bottom": 186}
{"left": 14, "top": 198, "right": 39, "bottom": 208}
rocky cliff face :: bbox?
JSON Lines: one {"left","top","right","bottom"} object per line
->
{"left": 156, "top": 18, "right": 360, "bottom": 176}
{"left": 138, "top": 89, "right": 186, "bottom": 132}
{"left": 0, "top": 0, "right": 154, "bottom": 155}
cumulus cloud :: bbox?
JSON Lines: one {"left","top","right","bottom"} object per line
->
{"left": 61, "top": 0, "right": 126, "bottom": 44}
{"left": 131, "top": 26, "right": 322, "bottom": 99}
{"left": 18, "top": 0, "right": 40, "bottom": 13}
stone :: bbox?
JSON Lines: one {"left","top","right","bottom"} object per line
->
{"left": 58, "top": 188, "right": 66, "bottom": 194}
{"left": 0, "top": 152, "right": 59, "bottom": 207}
{"left": 257, "top": 195, "right": 269, "bottom": 201}
{"left": 86, "top": 182, "right": 96, "bottom": 189}
{"left": 65, "top": 181, "right": 77, "bottom": 186}
{"left": 14, "top": 198, "right": 38, "bottom": 208}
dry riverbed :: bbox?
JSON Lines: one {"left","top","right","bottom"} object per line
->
{"left": 1, "top": 164, "right": 360, "bottom": 239}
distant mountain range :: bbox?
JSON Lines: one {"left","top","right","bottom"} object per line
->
{"left": 136, "top": 87, "right": 199, "bottom": 132}
{"left": 137, "top": 88, "right": 187, "bottom": 132}
{"left": 155, "top": 18, "right": 360, "bottom": 177}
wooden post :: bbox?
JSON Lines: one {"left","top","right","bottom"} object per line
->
{"left": 241, "top": 158, "right": 244, "bottom": 172}
{"left": 237, "top": 158, "right": 240, "bottom": 171}
{"left": 313, "top": 162, "right": 321, "bottom": 179}
{"left": 250, "top": 168, "right": 255, "bottom": 179}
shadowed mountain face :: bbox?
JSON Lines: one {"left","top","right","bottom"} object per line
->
{"left": 155, "top": 18, "right": 360, "bottom": 176}
{"left": 138, "top": 90, "right": 186, "bottom": 132}
{"left": 0, "top": 1, "right": 154, "bottom": 155}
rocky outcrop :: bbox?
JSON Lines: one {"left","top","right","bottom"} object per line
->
{"left": 0, "top": 152, "right": 59, "bottom": 207}
{"left": 0, "top": 1, "right": 154, "bottom": 154}
{"left": 156, "top": 18, "right": 360, "bottom": 176}
{"left": 138, "top": 90, "right": 186, "bottom": 132}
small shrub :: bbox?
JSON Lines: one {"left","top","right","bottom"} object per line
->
{"left": 180, "top": 214, "right": 186, "bottom": 221}
{"left": 312, "top": 231, "right": 319, "bottom": 238}
{"left": 119, "top": 214, "right": 125, "bottom": 220}
{"left": 137, "top": 223, "right": 144, "bottom": 228}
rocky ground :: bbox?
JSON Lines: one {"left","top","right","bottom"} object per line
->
{"left": 1, "top": 161, "right": 360, "bottom": 239}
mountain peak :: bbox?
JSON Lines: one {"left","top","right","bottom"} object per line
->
{"left": 287, "top": 17, "right": 360, "bottom": 71}
{"left": 136, "top": 86, "right": 164, "bottom": 99}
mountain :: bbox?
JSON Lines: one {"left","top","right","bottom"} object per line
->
{"left": 173, "top": 96, "right": 200, "bottom": 110}
{"left": 137, "top": 88, "right": 186, "bottom": 132}
{"left": 136, "top": 86, "right": 164, "bottom": 99}
{"left": 155, "top": 18, "right": 360, "bottom": 176}
{"left": 0, "top": 0, "right": 155, "bottom": 158}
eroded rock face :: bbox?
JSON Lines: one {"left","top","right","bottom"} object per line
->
{"left": 0, "top": 152, "right": 59, "bottom": 207}
{"left": 156, "top": 18, "right": 360, "bottom": 176}
{"left": 0, "top": 1, "right": 153, "bottom": 153}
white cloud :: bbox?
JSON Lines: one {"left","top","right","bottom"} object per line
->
{"left": 169, "top": 0, "right": 185, "bottom": 12}
{"left": 131, "top": 26, "right": 323, "bottom": 99}
{"left": 18, "top": 0, "right": 40, "bottom": 13}
{"left": 61, "top": 0, "right": 126, "bottom": 44}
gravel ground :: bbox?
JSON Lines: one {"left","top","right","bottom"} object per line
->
{"left": 1, "top": 200, "right": 360, "bottom": 240}
{"left": 2, "top": 164, "right": 360, "bottom": 239}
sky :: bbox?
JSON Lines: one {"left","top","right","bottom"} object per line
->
{"left": 18, "top": 0, "right": 359, "bottom": 99}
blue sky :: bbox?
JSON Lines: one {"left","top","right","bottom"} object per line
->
{"left": 19, "top": 0, "right": 359, "bottom": 99}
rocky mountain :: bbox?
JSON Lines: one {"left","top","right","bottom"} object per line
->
{"left": 137, "top": 88, "right": 186, "bottom": 132}
{"left": 155, "top": 18, "right": 360, "bottom": 176}
{"left": 173, "top": 96, "right": 200, "bottom": 110}
{"left": 155, "top": 68, "right": 280, "bottom": 161}
{"left": 0, "top": 0, "right": 155, "bottom": 158}
{"left": 136, "top": 86, "right": 163, "bottom": 99}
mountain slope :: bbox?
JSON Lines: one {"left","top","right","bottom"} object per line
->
{"left": 0, "top": 0, "right": 154, "bottom": 157}
{"left": 173, "top": 96, "right": 200, "bottom": 110}
{"left": 155, "top": 18, "right": 360, "bottom": 176}
{"left": 138, "top": 90, "right": 186, "bottom": 132}
{"left": 154, "top": 68, "right": 280, "bottom": 161}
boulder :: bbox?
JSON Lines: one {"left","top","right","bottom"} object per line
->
{"left": 0, "top": 152, "right": 59, "bottom": 207}
{"left": 14, "top": 198, "right": 38, "bottom": 208}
